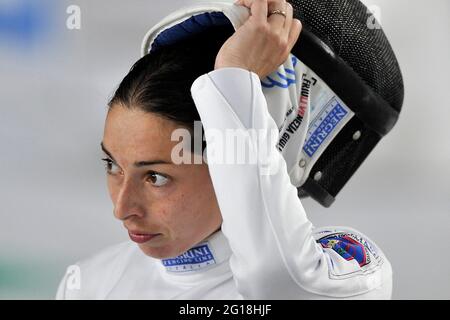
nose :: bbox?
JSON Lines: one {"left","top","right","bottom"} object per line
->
{"left": 113, "top": 176, "right": 146, "bottom": 221}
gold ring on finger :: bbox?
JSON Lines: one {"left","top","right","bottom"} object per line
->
{"left": 268, "top": 10, "right": 287, "bottom": 18}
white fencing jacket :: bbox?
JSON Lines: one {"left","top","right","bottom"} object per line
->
{"left": 56, "top": 67, "right": 392, "bottom": 300}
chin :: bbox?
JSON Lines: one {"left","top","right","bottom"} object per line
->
{"left": 138, "top": 242, "right": 184, "bottom": 259}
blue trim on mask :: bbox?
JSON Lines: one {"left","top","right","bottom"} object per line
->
{"left": 150, "top": 11, "right": 231, "bottom": 53}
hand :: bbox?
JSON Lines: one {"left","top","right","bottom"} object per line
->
{"left": 214, "top": 0, "right": 302, "bottom": 79}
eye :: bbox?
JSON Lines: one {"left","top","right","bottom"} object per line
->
{"left": 147, "top": 171, "right": 169, "bottom": 187}
{"left": 101, "top": 158, "right": 122, "bottom": 175}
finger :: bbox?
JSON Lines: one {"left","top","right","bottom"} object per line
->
{"left": 283, "top": 2, "right": 293, "bottom": 35}
{"left": 286, "top": 19, "right": 302, "bottom": 53}
{"left": 267, "top": 0, "right": 287, "bottom": 31}
{"left": 238, "top": 0, "right": 268, "bottom": 24}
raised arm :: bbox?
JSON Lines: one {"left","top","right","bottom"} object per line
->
{"left": 190, "top": 66, "right": 392, "bottom": 299}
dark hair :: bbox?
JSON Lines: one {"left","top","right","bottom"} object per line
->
{"left": 108, "top": 24, "right": 234, "bottom": 133}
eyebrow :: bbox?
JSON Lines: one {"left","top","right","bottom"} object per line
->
{"left": 100, "top": 142, "right": 172, "bottom": 167}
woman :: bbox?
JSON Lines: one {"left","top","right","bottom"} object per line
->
{"left": 56, "top": 0, "right": 392, "bottom": 299}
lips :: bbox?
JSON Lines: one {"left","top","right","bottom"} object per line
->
{"left": 128, "top": 230, "right": 160, "bottom": 244}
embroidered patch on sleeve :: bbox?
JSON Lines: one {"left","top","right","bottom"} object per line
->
{"left": 314, "top": 229, "right": 384, "bottom": 279}
{"left": 318, "top": 233, "right": 370, "bottom": 267}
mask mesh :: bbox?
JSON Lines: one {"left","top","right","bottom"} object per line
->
{"left": 290, "top": 0, "right": 404, "bottom": 112}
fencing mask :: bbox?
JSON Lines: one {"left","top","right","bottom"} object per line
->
{"left": 141, "top": 0, "right": 404, "bottom": 207}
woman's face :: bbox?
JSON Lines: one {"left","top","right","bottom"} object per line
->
{"left": 101, "top": 105, "right": 222, "bottom": 259}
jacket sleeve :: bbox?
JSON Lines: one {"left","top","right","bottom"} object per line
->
{"left": 190, "top": 67, "right": 393, "bottom": 299}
